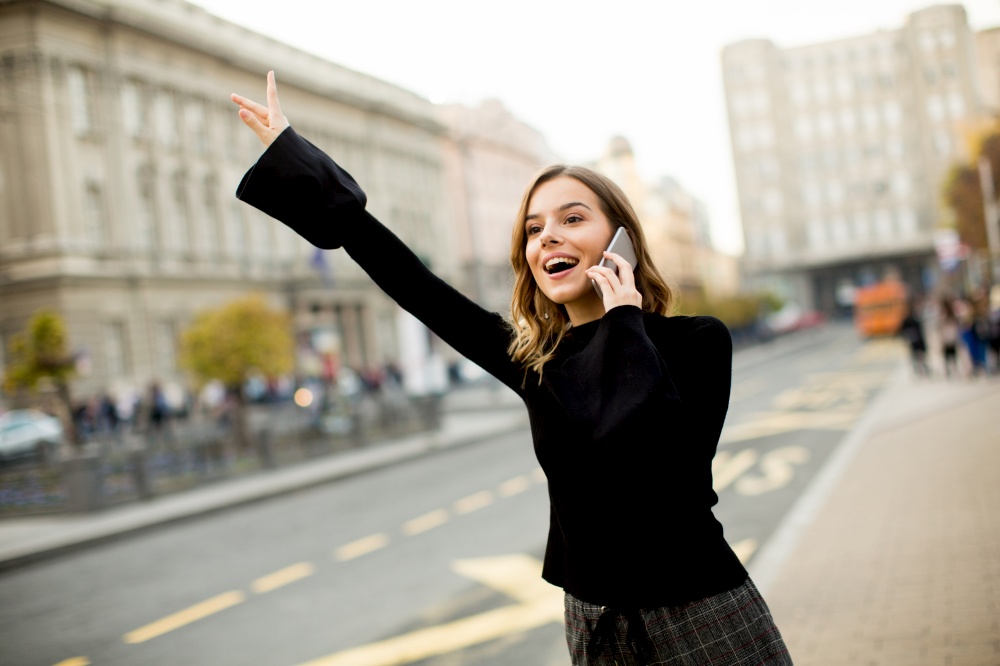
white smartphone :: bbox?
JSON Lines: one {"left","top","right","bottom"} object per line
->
{"left": 592, "top": 227, "right": 638, "bottom": 298}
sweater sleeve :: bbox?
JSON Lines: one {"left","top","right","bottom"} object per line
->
{"left": 542, "top": 306, "right": 680, "bottom": 441}
{"left": 235, "top": 127, "right": 523, "bottom": 391}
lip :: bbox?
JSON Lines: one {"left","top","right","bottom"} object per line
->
{"left": 540, "top": 252, "right": 580, "bottom": 280}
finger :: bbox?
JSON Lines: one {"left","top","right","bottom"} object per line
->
{"left": 238, "top": 108, "right": 276, "bottom": 145}
{"left": 603, "top": 251, "right": 636, "bottom": 287}
{"left": 586, "top": 267, "right": 620, "bottom": 294}
{"left": 266, "top": 71, "right": 284, "bottom": 125}
{"left": 230, "top": 93, "right": 270, "bottom": 121}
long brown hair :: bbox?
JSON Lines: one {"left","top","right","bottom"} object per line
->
{"left": 507, "top": 165, "right": 674, "bottom": 378}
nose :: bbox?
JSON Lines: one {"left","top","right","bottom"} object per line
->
{"left": 538, "top": 222, "right": 561, "bottom": 246}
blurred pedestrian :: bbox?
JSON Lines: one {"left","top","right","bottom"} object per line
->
{"left": 898, "top": 300, "right": 930, "bottom": 377}
{"left": 938, "top": 297, "right": 961, "bottom": 378}
{"left": 231, "top": 73, "right": 792, "bottom": 665}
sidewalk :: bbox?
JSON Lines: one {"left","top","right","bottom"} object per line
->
{"left": 0, "top": 386, "right": 527, "bottom": 570}
{"left": 751, "top": 370, "right": 1000, "bottom": 665}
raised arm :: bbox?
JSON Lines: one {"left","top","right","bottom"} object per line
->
{"left": 231, "top": 73, "right": 522, "bottom": 391}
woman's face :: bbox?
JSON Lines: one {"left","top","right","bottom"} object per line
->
{"left": 524, "top": 176, "right": 616, "bottom": 326}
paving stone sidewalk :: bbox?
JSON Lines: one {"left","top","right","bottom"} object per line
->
{"left": 758, "top": 374, "right": 1000, "bottom": 665}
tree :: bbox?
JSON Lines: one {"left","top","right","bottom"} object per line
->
{"left": 180, "top": 294, "right": 294, "bottom": 450}
{"left": 3, "top": 310, "right": 79, "bottom": 446}
{"left": 943, "top": 129, "right": 1000, "bottom": 252}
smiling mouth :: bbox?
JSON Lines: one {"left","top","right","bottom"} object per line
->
{"left": 544, "top": 257, "right": 579, "bottom": 275}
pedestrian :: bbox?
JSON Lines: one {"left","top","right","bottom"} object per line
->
{"left": 232, "top": 72, "right": 792, "bottom": 665}
{"left": 938, "top": 297, "right": 961, "bottom": 378}
{"left": 897, "top": 299, "right": 930, "bottom": 377}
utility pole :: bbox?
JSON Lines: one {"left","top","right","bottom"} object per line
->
{"left": 976, "top": 155, "right": 1000, "bottom": 285}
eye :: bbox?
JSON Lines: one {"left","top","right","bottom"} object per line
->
{"left": 565, "top": 214, "right": 583, "bottom": 224}
{"left": 526, "top": 224, "right": 542, "bottom": 236}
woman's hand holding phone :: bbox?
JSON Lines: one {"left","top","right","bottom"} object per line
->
{"left": 231, "top": 70, "right": 289, "bottom": 147}
{"left": 586, "top": 250, "right": 642, "bottom": 312}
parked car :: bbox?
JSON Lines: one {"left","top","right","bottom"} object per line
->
{"left": 0, "top": 409, "right": 64, "bottom": 464}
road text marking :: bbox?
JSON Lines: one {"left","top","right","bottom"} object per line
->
{"left": 251, "top": 562, "right": 315, "bottom": 594}
{"left": 713, "top": 449, "right": 759, "bottom": 492}
{"left": 335, "top": 534, "right": 389, "bottom": 561}
{"left": 123, "top": 590, "right": 245, "bottom": 644}
{"left": 403, "top": 509, "right": 450, "bottom": 536}
{"left": 53, "top": 659, "right": 91, "bottom": 666}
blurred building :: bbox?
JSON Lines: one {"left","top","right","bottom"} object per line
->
{"left": 437, "top": 99, "right": 557, "bottom": 314}
{"left": 0, "top": 0, "right": 458, "bottom": 405}
{"left": 975, "top": 26, "right": 1000, "bottom": 112}
{"left": 592, "top": 137, "right": 740, "bottom": 304}
{"left": 722, "top": 4, "right": 982, "bottom": 316}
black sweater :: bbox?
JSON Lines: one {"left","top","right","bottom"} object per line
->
{"left": 237, "top": 128, "right": 748, "bottom": 608}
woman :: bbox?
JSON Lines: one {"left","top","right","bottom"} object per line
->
{"left": 232, "top": 72, "right": 791, "bottom": 665}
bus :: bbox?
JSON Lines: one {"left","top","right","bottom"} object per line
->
{"left": 853, "top": 280, "right": 908, "bottom": 338}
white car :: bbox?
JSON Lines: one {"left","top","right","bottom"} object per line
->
{"left": 0, "top": 409, "right": 64, "bottom": 464}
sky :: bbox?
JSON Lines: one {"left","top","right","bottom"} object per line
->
{"left": 194, "top": 0, "right": 1000, "bottom": 255}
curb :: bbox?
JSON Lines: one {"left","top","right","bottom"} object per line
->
{"left": 0, "top": 412, "right": 529, "bottom": 571}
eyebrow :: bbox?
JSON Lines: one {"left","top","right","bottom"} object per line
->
{"left": 525, "top": 201, "right": 592, "bottom": 222}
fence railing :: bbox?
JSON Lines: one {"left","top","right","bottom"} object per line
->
{"left": 0, "top": 393, "right": 442, "bottom": 517}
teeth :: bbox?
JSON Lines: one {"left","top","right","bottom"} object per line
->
{"left": 544, "top": 256, "right": 579, "bottom": 270}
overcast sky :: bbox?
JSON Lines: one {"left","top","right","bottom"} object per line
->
{"left": 195, "top": 0, "right": 1000, "bottom": 254}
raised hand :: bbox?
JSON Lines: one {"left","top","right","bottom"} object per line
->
{"left": 586, "top": 251, "right": 643, "bottom": 312}
{"left": 231, "top": 70, "right": 289, "bottom": 147}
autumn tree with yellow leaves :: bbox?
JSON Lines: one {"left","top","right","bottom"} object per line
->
{"left": 180, "top": 295, "right": 294, "bottom": 450}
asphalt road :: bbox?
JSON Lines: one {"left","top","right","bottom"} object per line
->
{"left": 0, "top": 323, "right": 904, "bottom": 666}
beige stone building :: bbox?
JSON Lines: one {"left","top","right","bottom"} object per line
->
{"left": 437, "top": 99, "right": 557, "bottom": 314}
{"left": 0, "top": 0, "right": 459, "bottom": 407}
{"left": 975, "top": 26, "right": 1000, "bottom": 113}
{"left": 722, "top": 4, "right": 982, "bottom": 315}
{"left": 592, "top": 137, "right": 740, "bottom": 305}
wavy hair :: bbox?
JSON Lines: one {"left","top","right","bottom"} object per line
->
{"left": 506, "top": 165, "right": 674, "bottom": 379}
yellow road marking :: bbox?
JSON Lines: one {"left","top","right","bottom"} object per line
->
{"left": 454, "top": 490, "right": 493, "bottom": 514}
{"left": 451, "top": 554, "right": 554, "bottom": 603}
{"left": 53, "top": 659, "right": 91, "bottom": 666}
{"left": 712, "top": 448, "right": 758, "bottom": 493}
{"left": 498, "top": 475, "right": 530, "bottom": 497}
{"left": 720, "top": 409, "right": 859, "bottom": 445}
{"left": 403, "top": 509, "right": 449, "bottom": 536}
{"left": 297, "top": 597, "right": 562, "bottom": 666}
{"left": 123, "top": 590, "right": 245, "bottom": 644}
{"left": 729, "top": 538, "right": 758, "bottom": 564}
{"left": 251, "top": 562, "right": 315, "bottom": 594}
{"left": 736, "top": 446, "right": 809, "bottom": 496}
{"left": 296, "top": 554, "right": 563, "bottom": 666}
{"left": 335, "top": 533, "right": 389, "bottom": 561}
{"left": 532, "top": 467, "right": 547, "bottom": 483}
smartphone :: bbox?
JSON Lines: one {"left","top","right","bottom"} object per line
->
{"left": 592, "top": 226, "right": 638, "bottom": 298}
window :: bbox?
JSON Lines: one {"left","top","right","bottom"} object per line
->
{"left": 807, "top": 217, "right": 826, "bottom": 248}
{"left": 830, "top": 215, "right": 848, "bottom": 246}
{"left": 121, "top": 79, "right": 147, "bottom": 139}
{"left": 202, "top": 175, "right": 221, "bottom": 251}
{"left": 83, "top": 182, "right": 107, "bottom": 246}
{"left": 155, "top": 321, "right": 177, "bottom": 375}
{"left": 155, "top": 92, "right": 179, "bottom": 148}
{"left": 839, "top": 109, "right": 857, "bottom": 133}
{"left": 136, "top": 166, "right": 157, "bottom": 250}
{"left": 852, "top": 212, "right": 870, "bottom": 240}
{"left": 882, "top": 101, "right": 902, "bottom": 129}
{"left": 171, "top": 171, "right": 190, "bottom": 252}
{"left": 861, "top": 105, "right": 879, "bottom": 132}
{"left": 67, "top": 66, "right": 93, "bottom": 137}
{"left": 947, "top": 91, "right": 964, "bottom": 118}
{"left": 226, "top": 200, "right": 246, "bottom": 258}
{"left": 874, "top": 209, "right": 893, "bottom": 239}
{"left": 104, "top": 321, "right": 129, "bottom": 377}
{"left": 897, "top": 207, "right": 918, "bottom": 236}
{"left": 186, "top": 101, "right": 209, "bottom": 154}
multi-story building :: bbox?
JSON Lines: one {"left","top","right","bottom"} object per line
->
{"left": 722, "top": 4, "right": 981, "bottom": 315}
{"left": 592, "top": 137, "right": 740, "bottom": 305}
{"left": 437, "top": 99, "right": 557, "bottom": 314}
{"left": 0, "top": 0, "right": 458, "bottom": 406}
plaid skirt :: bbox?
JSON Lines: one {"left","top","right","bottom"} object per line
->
{"left": 563, "top": 578, "right": 792, "bottom": 665}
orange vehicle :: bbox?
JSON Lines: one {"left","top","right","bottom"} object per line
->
{"left": 853, "top": 279, "right": 908, "bottom": 337}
